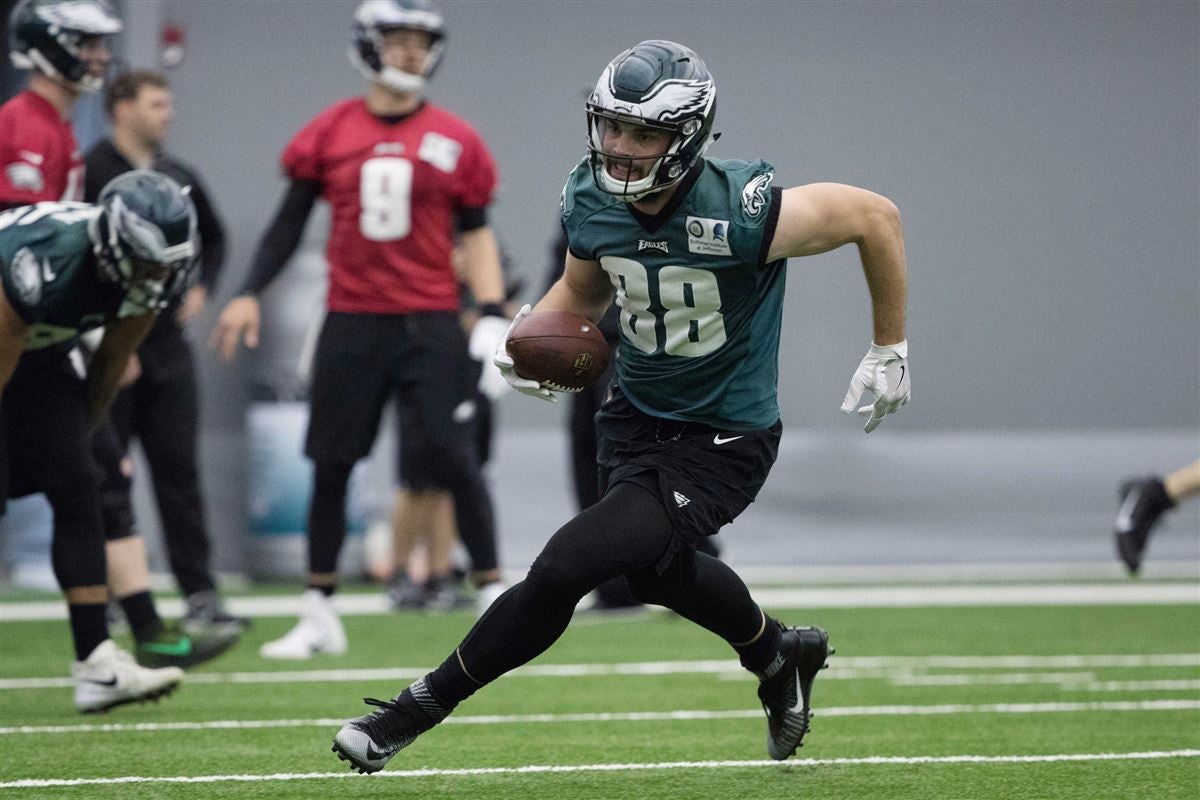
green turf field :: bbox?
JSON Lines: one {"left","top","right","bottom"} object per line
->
{"left": 1, "top": 599, "right": 1197, "bottom": 799}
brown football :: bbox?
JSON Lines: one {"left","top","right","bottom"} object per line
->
{"left": 505, "top": 310, "right": 611, "bottom": 392}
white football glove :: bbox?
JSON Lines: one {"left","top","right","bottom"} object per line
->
{"left": 841, "top": 340, "right": 910, "bottom": 433}
{"left": 492, "top": 304, "right": 557, "bottom": 403}
{"left": 468, "top": 314, "right": 511, "bottom": 400}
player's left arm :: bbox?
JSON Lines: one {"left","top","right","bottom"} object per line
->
{"left": 458, "top": 224, "right": 506, "bottom": 309}
{"left": 767, "top": 182, "right": 910, "bottom": 432}
{"left": 85, "top": 312, "right": 156, "bottom": 428}
{"left": 0, "top": 291, "right": 29, "bottom": 394}
{"left": 459, "top": 224, "right": 513, "bottom": 398}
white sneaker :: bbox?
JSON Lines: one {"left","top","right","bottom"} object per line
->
{"left": 259, "top": 589, "right": 348, "bottom": 660}
{"left": 476, "top": 581, "right": 506, "bottom": 616}
{"left": 72, "top": 639, "right": 183, "bottom": 714}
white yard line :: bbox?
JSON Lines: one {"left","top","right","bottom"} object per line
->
{"left": 1, "top": 582, "right": 1197, "bottom": 622}
{"left": 2, "top": 699, "right": 1196, "bottom": 736}
{"left": 2, "top": 750, "right": 1197, "bottom": 789}
{"left": 2, "top": 654, "right": 1197, "bottom": 690}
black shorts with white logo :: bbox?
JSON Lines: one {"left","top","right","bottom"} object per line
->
{"left": 595, "top": 384, "right": 782, "bottom": 571}
{"left": 305, "top": 311, "right": 479, "bottom": 477}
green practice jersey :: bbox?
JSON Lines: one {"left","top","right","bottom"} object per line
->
{"left": 0, "top": 202, "right": 130, "bottom": 351}
{"left": 562, "top": 157, "right": 785, "bottom": 429}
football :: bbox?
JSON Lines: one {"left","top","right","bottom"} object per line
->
{"left": 505, "top": 310, "right": 611, "bottom": 392}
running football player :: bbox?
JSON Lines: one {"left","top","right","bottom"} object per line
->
{"left": 331, "top": 40, "right": 910, "bottom": 770}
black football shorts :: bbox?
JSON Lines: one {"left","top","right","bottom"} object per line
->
{"left": 595, "top": 384, "right": 782, "bottom": 572}
{"left": 305, "top": 311, "right": 479, "bottom": 471}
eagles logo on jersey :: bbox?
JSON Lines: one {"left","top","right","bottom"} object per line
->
{"left": 10, "top": 247, "right": 42, "bottom": 304}
{"left": 741, "top": 172, "right": 774, "bottom": 219}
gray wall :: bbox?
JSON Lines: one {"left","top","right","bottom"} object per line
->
{"left": 103, "top": 0, "right": 1197, "bottom": 571}
{"left": 148, "top": 0, "right": 1198, "bottom": 434}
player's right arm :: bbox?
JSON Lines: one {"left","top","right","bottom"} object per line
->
{"left": 210, "top": 178, "right": 320, "bottom": 362}
{"left": 535, "top": 251, "right": 614, "bottom": 325}
{"left": 0, "top": 291, "right": 29, "bottom": 394}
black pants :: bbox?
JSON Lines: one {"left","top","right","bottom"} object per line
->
{"left": 1, "top": 350, "right": 107, "bottom": 590}
{"left": 568, "top": 364, "right": 719, "bottom": 607}
{"left": 304, "top": 312, "right": 497, "bottom": 575}
{"left": 102, "top": 332, "right": 215, "bottom": 596}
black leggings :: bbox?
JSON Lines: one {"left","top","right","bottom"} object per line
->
{"left": 455, "top": 481, "right": 763, "bottom": 685}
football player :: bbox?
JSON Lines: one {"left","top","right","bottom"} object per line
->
{"left": 331, "top": 40, "right": 909, "bottom": 771}
{"left": 0, "top": 170, "right": 199, "bottom": 711}
{"left": 211, "top": 0, "right": 508, "bottom": 659}
{"left": 85, "top": 69, "right": 246, "bottom": 639}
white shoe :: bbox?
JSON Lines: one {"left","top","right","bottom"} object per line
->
{"left": 476, "top": 581, "right": 506, "bottom": 616}
{"left": 259, "top": 590, "right": 348, "bottom": 660}
{"left": 72, "top": 639, "right": 183, "bottom": 714}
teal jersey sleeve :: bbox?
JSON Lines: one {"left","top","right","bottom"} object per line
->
{"left": 0, "top": 202, "right": 127, "bottom": 350}
{"left": 561, "top": 158, "right": 787, "bottom": 429}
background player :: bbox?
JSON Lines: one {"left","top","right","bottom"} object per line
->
{"left": 211, "top": 0, "right": 508, "bottom": 658}
{"left": 85, "top": 68, "right": 244, "bottom": 636}
{"left": 330, "top": 39, "right": 909, "bottom": 772}
{"left": 0, "top": 170, "right": 197, "bottom": 711}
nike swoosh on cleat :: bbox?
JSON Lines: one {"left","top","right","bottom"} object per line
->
{"left": 713, "top": 434, "right": 743, "bottom": 445}
{"left": 1115, "top": 491, "right": 1139, "bottom": 533}
{"left": 140, "top": 637, "right": 193, "bottom": 656}
{"left": 365, "top": 743, "right": 389, "bottom": 761}
{"left": 788, "top": 670, "right": 804, "bottom": 714}
{"left": 85, "top": 675, "right": 119, "bottom": 687}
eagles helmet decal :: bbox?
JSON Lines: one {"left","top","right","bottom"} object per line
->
{"left": 8, "top": 0, "right": 122, "bottom": 92}
{"left": 586, "top": 40, "right": 718, "bottom": 202}
{"left": 349, "top": 0, "right": 445, "bottom": 95}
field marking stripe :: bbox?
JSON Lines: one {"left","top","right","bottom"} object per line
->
{"left": 2, "top": 750, "right": 1197, "bottom": 789}
{"left": 3, "top": 654, "right": 1198, "bottom": 690}
{"left": 2, "top": 582, "right": 1198, "bottom": 622}
{"left": 3, "top": 700, "right": 1197, "bottom": 736}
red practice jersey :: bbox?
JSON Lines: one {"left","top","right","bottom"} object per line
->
{"left": 283, "top": 98, "right": 498, "bottom": 314}
{"left": 0, "top": 90, "right": 84, "bottom": 206}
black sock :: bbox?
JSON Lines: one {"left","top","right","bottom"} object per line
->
{"left": 406, "top": 676, "right": 454, "bottom": 726}
{"left": 121, "top": 591, "right": 162, "bottom": 641}
{"left": 426, "top": 650, "right": 481, "bottom": 710}
{"left": 308, "top": 583, "right": 336, "bottom": 597}
{"left": 68, "top": 603, "right": 109, "bottom": 661}
{"left": 735, "top": 615, "right": 784, "bottom": 674}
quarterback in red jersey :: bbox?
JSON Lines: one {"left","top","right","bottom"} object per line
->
{"left": 213, "top": 0, "right": 510, "bottom": 659}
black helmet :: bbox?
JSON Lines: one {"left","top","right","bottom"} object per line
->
{"left": 8, "top": 0, "right": 122, "bottom": 92}
{"left": 90, "top": 170, "right": 198, "bottom": 312}
{"left": 586, "top": 40, "right": 717, "bottom": 201}
{"left": 349, "top": 0, "right": 445, "bottom": 94}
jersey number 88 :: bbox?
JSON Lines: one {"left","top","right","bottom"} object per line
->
{"left": 602, "top": 256, "right": 727, "bottom": 358}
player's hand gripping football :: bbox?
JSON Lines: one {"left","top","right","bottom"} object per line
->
{"left": 493, "top": 304, "right": 557, "bottom": 403}
{"left": 209, "top": 295, "right": 261, "bottom": 363}
{"left": 841, "top": 340, "right": 910, "bottom": 433}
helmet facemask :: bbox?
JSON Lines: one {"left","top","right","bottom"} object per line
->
{"left": 586, "top": 40, "right": 717, "bottom": 203}
{"left": 349, "top": 0, "right": 444, "bottom": 95}
{"left": 586, "top": 104, "right": 708, "bottom": 202}
{"left": 90, "top": 177, "right": 197, "bottom": 313}
{"left": 9, "top": 0, "right": 123, "bottom": 93}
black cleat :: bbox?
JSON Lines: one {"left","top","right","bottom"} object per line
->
{"left": 331, "top": 679, "right": 440, "bottom": 774}
{"left": 1114, "top": 477, "right": 1174, "bottom": 575}
{"left": 134, "top": 621, "right": 240, "bottom": 669}
{"left": 756, "top": 626, "right": 831, "bottom": 760}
